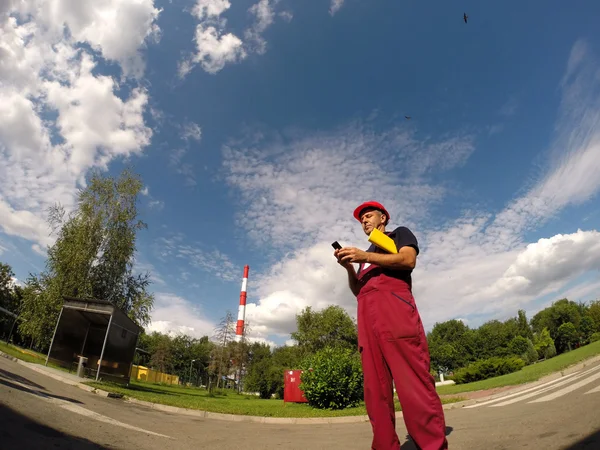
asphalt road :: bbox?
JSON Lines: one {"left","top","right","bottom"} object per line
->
{"left": 1, "top": 357, "right": 600, "bottom": 449}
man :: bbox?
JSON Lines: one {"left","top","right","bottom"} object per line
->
{"left": 334, "top": 201, "right": 448, "bottom": 450}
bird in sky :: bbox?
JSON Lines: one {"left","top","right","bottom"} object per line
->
{"left": 464, "top": 13, "right": 468, "bottom": 24}
{"left": 405, "top": 116, "right": 411, "bottom": 120}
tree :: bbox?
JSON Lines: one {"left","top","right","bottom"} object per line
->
{"left": 474, "top": 320, "right": 515, "bottom": 359}
{"left": 556, "top": 322, "right": 578, "bottom": 353}
{"left": 17, "top": 169, "right": 154, "bottom": 348}
{"left": 149, "top": 334, "right": 174, "bottom": 374}
{"left": 244, "top": 342, "right": 278, "bottom": 399}
{"left": 0, "top": 263, "right": 21, "bottom": 341}
{"left": 508, "top": 336, "right": 529, "bottom": 356}
{"left": 587, "top": 301, "right": 600, "bottom": 333}
{"left": 579, "top": 316, "right": 595, "bottom": 345}
{"left": 517, "top": 310, "right": 533, "bottom": 340}
{"left": 430, "top": 342, "right": 461, "bottom": 375}
{"left": 211, "top": 310, "right": 235, "bottom": 389}
{"left": 533, "top": 327, "right": 556, "bottom": 359}
{"left": 291, "top": 305, "right": 357, "bottom": 354}
{"left": 427, "top": 319, "right": 475, "bottom": 371}
{"left": 531, "top": 299, "right": 582, "bottom": 341}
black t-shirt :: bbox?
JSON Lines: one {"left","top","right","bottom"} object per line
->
{"left": 357, "top": 226, "right": 420, "bottom": 287}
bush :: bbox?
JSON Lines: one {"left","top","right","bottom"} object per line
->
{"left": 590, "top": 332, "right": 600, "bottom": 343}
{"left": 522, "top": 339, "right": 539, "bottom": 365}
{"left": 453, "top": 356, "right": 525, "bottom": 384}
{"left": 509, "top": 336, "right": 529, "bottom": 356}
{"left": 542, "top": 341, "right": 557, "bottom": 359}
{"left": 299, "top": 346, "right": 363, "bottom": 409}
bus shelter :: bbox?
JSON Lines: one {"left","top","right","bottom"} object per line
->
{"left": 45, "top": 296, "right": 142, "bottom": 384}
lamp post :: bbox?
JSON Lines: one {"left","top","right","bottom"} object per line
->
{"left": 189, "top": 359, "right": 195, "bottom": 386}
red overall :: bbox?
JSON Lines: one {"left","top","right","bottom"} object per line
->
{"left": 357, "top": 263, "right": 448, "bottom": 450}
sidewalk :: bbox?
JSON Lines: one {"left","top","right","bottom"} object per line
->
{"left": 3, "top": 349, "right": 600, "bottom": 424}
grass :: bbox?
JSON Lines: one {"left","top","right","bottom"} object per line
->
{"left": 84, "top": 380, "right": 465, "bottom": 418}
{"left": 0, "top": 341, "right": 48, "bottom": 364}
{"left": 436, "top": 339, "right": 600, "bottom": 396}
{"left": 0, "top": 341, "right": 72, "bottom": 373}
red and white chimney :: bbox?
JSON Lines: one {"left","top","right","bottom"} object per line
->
{"left": 235, "top": 265, "right": 249, "bottom": 342}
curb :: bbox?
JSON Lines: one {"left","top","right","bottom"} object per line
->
{"left": 123, "top": 396, "right": 373, "bottom": 424}
{"left": 0, "top": 350, "right": 118, "bottom": 399}
{"left": 3, "top": 349, "right": 600, "bottom": 424}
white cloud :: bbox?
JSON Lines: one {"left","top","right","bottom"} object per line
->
{"left": 147, "top": 293, "right": 216, "bottom": 338}
{"left": 156, "top": 234, "right": 239, "bottom": 282}
{"left": 148, "top": 199, "right": 165, "bottom": 210}
{"left": 0, "top": 1, "right": 157, "bottom": 250}
{"left": 14, "top": 0, "right": 161, "bottom": 79}
{"left": 245, "top": 0, "right": 276, "bottom": 55}
{"left": 181, "top": 121, "right": 202, "bottom": 142}
{"left": 330, "top": 0, "right": 345, "bottom": 16}
{"left": 223, "top": 123, "right": 474, "bottom": 249}
{"left": 180, "top": 0, "right": 291, "bottom": 76}
{"left": 191, "top": 0, "right": 231, "bottom": 20}
{"left": 223, "top": 39, "right": 600, "bottom": 338}
{"left": 168, "top": 148, "right": 197, "bottom": 186}
{"left": 178, "top": 0, "right": 246, "bottom": 77}
{"left": 485, "top": 230, "right": 600, "bottom": 298}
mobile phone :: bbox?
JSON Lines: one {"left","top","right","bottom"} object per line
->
{"left": 331, "top": 241, "right": 342, "bottom": 250}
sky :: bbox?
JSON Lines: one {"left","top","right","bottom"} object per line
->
{"left": 1, "top": 0, "right": 600, "bottom": 347}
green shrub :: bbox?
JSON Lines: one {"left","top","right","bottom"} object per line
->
{"left": 299, "top": 346, "right": 363, "bottom": 410}
{"left": 453, "top": 356, "right": 525, "bottom": 384}
{"left": 509, "top": 336, "right": 529, "bottom": 356}
{"left": 590, "top": 332, "right": 600, "bottom": 343}
{"left": 523, "top": 339, "right": 539, "bottom": 365}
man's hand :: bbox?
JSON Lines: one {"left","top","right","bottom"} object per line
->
{"left": 336, "top": 247, "right": 369, "bottom": 265}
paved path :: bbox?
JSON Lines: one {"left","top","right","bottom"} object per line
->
{"left": 1, "top": 357, "right": 600, "bottom": 449}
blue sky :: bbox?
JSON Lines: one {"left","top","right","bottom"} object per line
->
{"left": 1, "top": 0, "right": 600, "bottom": 346}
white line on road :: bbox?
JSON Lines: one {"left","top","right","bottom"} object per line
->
{"left": 6, "top": 377, "right": 172, "bottom": 439}
{"left": 585, "top": 384, "right": 600, "bottom": 394}
{"left": 463, "top": 371, "right": 581, "bottom": 409}
{"left": 529, "top": 369, "right": 600, "bottom": 403}
{"left": 490, "top": 364, "right": 600, "bottom": 407}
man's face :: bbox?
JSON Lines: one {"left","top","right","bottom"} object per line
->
{"left": 360, "top": 208, "right": 386, "bottom": 235}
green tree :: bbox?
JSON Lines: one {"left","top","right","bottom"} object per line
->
{"left": 533, "top": 327, "right": 557, "bottom": 359}
{"left": 517, "top": 309, "right": 533, "bottom": 340}
{"left": 508, "top": 336, "right": 529, "bottom": 356}
{"left": 555, "top": 322, "right": 579, "bottom": 353}
{"left": 149, "top": 333, "right": 174, "bottom": 374}
{"left": 531, "top": 299, "right": 582, "bottom": 342}
{"left": 17, "top": 169, "right": 154, "bottom": 348}
{"left": 430, "top": 342, "right": 461, "bottom": 374}
{"left": 474, "top": 320, "right": 516, "bottom": 359}
{"left": 270, "top": 344, "right": 304, "bottom": 398}
{"left": 427, "top": 319, "right": 475, "bottom": 371}
{"left": 0, "top": 263, "right": 21, "bottom": 341}
{"left": 579, "top": 316, "right": 595, "bottom": 345}
{"left": 523, "top": 339, "right": 539, "bottom": 365}
{"left": 244, "top": 343, "right": 279, "bottom": 399}
{"left": 586, "top": 300, "right": 600, "bottom": 333}
{"left": 291, "top": 305, "right": 357, "bottom": 354}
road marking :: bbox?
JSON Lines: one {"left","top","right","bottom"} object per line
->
{"left": 463, "top": 371, "right": 581, "bottom": 409}
{"left": 585, "top": 385, "right": 600, "bottom": 394}
{"left": 529, "top": 370, "right": 600, "bottom": 403}
{"left": 6, "top": 377, "right": 172, "bottom": 439}
{"left": 465, "top": 364, "right": 600, "bottom": 409}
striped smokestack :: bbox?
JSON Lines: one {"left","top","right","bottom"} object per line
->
{"left": 235, "top": 265, "right": 249, "bottom": 342}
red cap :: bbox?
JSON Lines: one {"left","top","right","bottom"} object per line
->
{"left": 353, "top": 201, "right": 390, "bottom": 225}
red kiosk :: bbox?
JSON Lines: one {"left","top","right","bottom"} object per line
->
{"left": 283, "top": 369, "right": 308, "bottom": 403}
